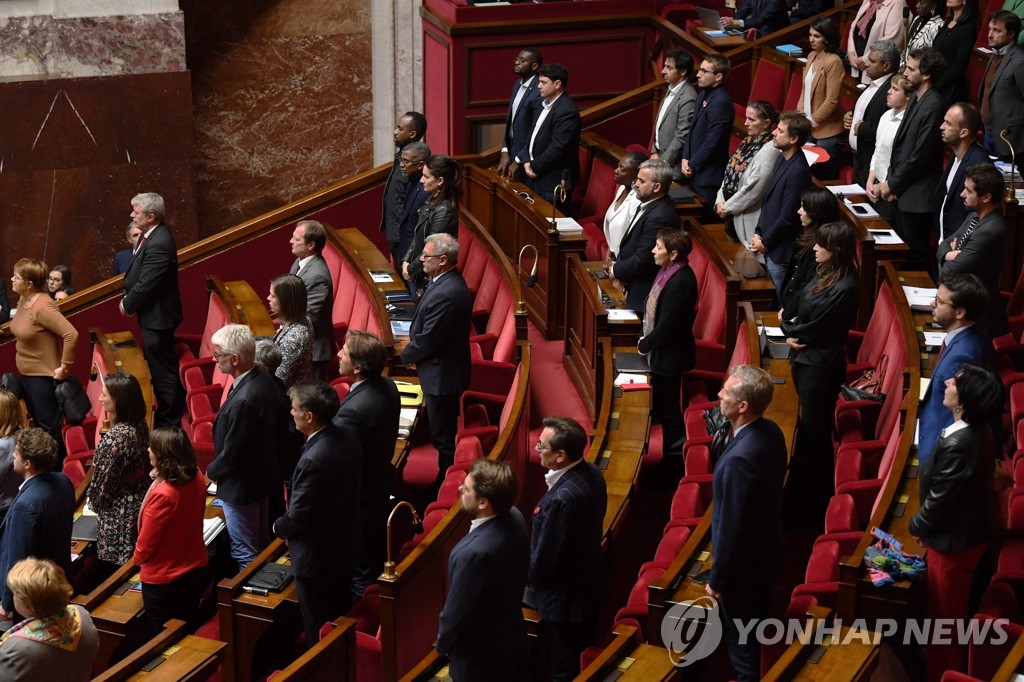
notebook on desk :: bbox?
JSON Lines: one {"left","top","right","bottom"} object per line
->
{"left": 71, "top": 515, "right": 99, "bottom": 542}
{"left": 759, "top": 327, "right": 791, "bottom": 360}
{"left": 695, "top": 6, "right": 744, "bottom": 35}
{"left": 614, "top": 352, "right": 651, "bottom": 373}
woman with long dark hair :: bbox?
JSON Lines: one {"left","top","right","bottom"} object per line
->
{"left": 46, "top": 265, "right": 74, "bottom": 301}
{"left": 267, "top": 274, "right": 313, "bottom": 388}
{"left": 931, "top": 0, "right": 977, "bottom": 103}
{"left": 402, "top": 154, "right": 460, "bottom": 294}
{"left": 87, "top": 374, "right": 150, "bottom": 567}
{"left": 802, "top": 16, "right": 847, "bottom": 179}
{"left": 780, "top": 222, "right": 860, "bottom": 524}
{"left": 0, "top": 390, "right": 22, "bottom": 528}
{"left": 779, "top": 187, "right": 842, "bottom": 313}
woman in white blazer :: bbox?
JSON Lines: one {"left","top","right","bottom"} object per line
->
{"left": 847, "top": 0, "right": 908, "bottom": 82}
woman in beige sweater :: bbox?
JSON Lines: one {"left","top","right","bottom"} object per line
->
{"left": 801, "top": 16, "right": 848, "bottom": 180}
{"left": 9, "top": 258, "right": 77, "bottom": 451}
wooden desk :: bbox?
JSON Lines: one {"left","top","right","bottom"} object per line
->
{"left": 217, "top": 539, "right": 300, "bottom": 682}
{"left": 691, "top": 25, "right": 747, "bottom": 49}
{"left": 91, "top": 618, "right": 226, "bottom": 682}
{"left": 762, "top": 606, "right": 879, "bottom": 681}
{"left": 205, "top": 276, "right": 277, "bottom": 339}
{"left": 684, "top": 218, "right": 773, "bottom": 319}
{"left": 90, "top": 328, "right": 156, "bottom": 431}
{"left": 578, "top": 625, "right": 682, "bottom": 681}
{"left": 333, "top": 227, "right": 409, "bottom": 297}
{"left": 270, "top": 617, "right": 358, "bottom": 682}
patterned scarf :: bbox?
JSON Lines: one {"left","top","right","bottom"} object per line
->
{"left": 721, "top": 131, "right": 771, "bottom": 201}
{"left": 856, "top": 0, "right": 882, "bottom": 38}
{"left": 1, "top": 606, "right": 84, "bottom": 652}
{"left": 643, "top": 261, "right": 687, "bottom": 337}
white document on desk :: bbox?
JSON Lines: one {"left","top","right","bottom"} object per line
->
{"left": 549, "top": 217, "right": 584, "bottom": 234}
{"left": 903, "top": 286, "right": 937, "bottom": 310}
{"left": 923, "top": 332, "right": 946, "bottom": 347}
{"left": 868, "top": 228, "right": 902, "bottom": 244}
{"left": 607, "top": 309, "right": 639, "bottom": 321}
{"left": 825, "top": 184, "right": 867, "bottom": 196}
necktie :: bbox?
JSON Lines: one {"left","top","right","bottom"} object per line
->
{"left": 958, "top": 217, "right": 979, "bottom": 250}
{"left": 136, "top": 235, "right": 147, "bottom": 252}
{"left": 290, "top": 261, "right": 300, "bottom": 275}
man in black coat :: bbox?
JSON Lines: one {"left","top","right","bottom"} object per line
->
{"left": 120, "top": 192, "right": 185, "bottom": 427}
{"left": 528, "top": 417, "right": 607, "bottom": 681}
{"left": 333, "top": 330, "right": 401, "bottom": 601}
{"left": 933, "top": 103, "right": 994, "bottom": 241}
{"left": 207, "top": 324, "right": 280, "bottom": 572}
{"left": 288, "top": 220, "right": 336, "bottom": 378}
{"left": 847, "top": 40, "right": 898, "bottom": 188}
{"left": 380, "top": 111, "right": 427, "bottom": 270}
{"left": 498, "top": 47, "right": 543, "bottom": 184}
{"left": 394, "top": 141, "right": 431, "bottom": 288}
{"left": 275, "top": 381, "right": 362, "bottom": 648}
{"left": 400, "top": 233, "right": 472, "bottom": 483}
{"left": 606, "top": 159, "right": 678, "bottom": 314}
{"left": 523, "top": 62, "right": 581, "bottom": 209}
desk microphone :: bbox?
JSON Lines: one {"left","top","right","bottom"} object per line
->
{"left": 560, "top": 169, "right": 569, "bottom": 194}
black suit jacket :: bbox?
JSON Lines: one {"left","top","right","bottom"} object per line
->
{"left": 0, "top": 472, "right": 75, "bottom": 612}
{"left": 292, "top": 254, "right": 336, "bottom": 362}
{"left": 274, "top": 425, "right": 362, "bottom": 578}
{"left": 614, "top": 195, "right": 678, "bottom": 313}
{"left": 505, "top": 76, "right": 543, "bottom": 164}
{"left": 379, "top": 153, "right": 409, "bottom": 241}
{"left": 122, "top": 223, "right": 183, "bottom": 330}
{"left": 735, "top": 0, "right": 788, "bottom": 35}
{"left": 400, "top": 269, "right": 472, "bottom": 396}
{"left": 404, "top": 202, "right": 457, "bottom": 287}
{"left": 981, "top": 43, "right": 1024, "bottom": 160}
{"left": 681, "top": 86, "right": 734, "bottom": 193}
{"left": 710, "top": 417, "right": 787, "bottom": 597}
{"left": 437, "top": 508, "right": 529, "bottom": 681}
{"left": 755, "top": 152, "right": 812, "bottom": 265}
{"left": 524, "top": 93, "right": 582, "bottom": 194}
{"left": 887, "top": 88, "right": 946, "bottom": 213}
{"left": 529, "top": 461, "right": 608, "bottom": 623}
{"left": 399, "top": 177, "right": 429, "bottom": 248}
{"left": 931, "top": 143, "right": 993, "bottom": 240}
{"left": 852, "top": 74, "right": 893, "bottom": 188}
{"left": 637, "top": 265, "right": 698, "bottom": 375}
{"left": 208, "top": 367, "right": 280, "bottom": 504}
{"left": 332, "top": 375, "right": 401, "bottom": 511}
{"left": 937, "top": 211, "right": 1011, "bottom": 337}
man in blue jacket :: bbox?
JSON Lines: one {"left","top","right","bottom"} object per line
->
{"left": 681, "top": 54, "right": 734, "bottom": 213}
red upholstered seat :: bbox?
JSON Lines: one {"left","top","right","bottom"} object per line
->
{"left": 332, "top": 263, "right": 358, "bottom": 339}
{"left": 63, "top": 426, "right": 93, "bottom": 465}
{"left": 669, "top": 481, "right": 706, "bottom": 525}
{"left": 577, "top": 159, "right": 618, "bottom": 228}
{"left": 581, "top": 222, "right": 608, "bottom": 262}
{"left": 613, "top": 559, "right": 674, "bottom": 640}
{"left": 790, "top": 540, "right": 841, "bottom": 610}
{"left": 177, "top": 291, "right": 230, "bottom": 385}
{"left": 653, "top": 524, "right": 692, "bottom": 563}
{"left": 964, "top": 617, "right": 1024, "bottom": 680}
{"left": 834, "top": 418, "right": 901, "bottom": 526}
{"left": 749, "top": 60, "right": 786, "bottom": 110}
{"left": 470, "top": 285, "right": 513, "bottom": 360}
{"left": 783, "top": 71, "right": 802, "bottom": 110}
{"left": 63, "top": 459, "right": 86, "bottom": 488}
{"left": 460, "top": 236, "right": 489, "bottom": 297}
{"left": 355, "top": 631, "right": 382, "bottom": 682}
{"left": 472, "top": 261, "right": 502, "bottom": 329}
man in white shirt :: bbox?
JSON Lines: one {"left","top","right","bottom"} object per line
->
{"left": 845, "top": 40, "right": 899, "bottom": 187}
{"left": 650, "top": 50, "right": 697, "bottom": 182}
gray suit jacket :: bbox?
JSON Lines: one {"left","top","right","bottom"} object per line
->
{"left": 651, "top": 81, "right": 696, "bottom": 170}
{"left": 982, "top": 44, "right": 1024, "bottom": 160}
{"left": 937, "top": 210, "right": 1010, "bottom": 337}
{"left": 292, "top": 253, "right": 336, "bottom": 362}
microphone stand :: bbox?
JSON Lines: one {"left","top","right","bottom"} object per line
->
{"left": 382, "top": 501, "right": 423, "bottom": 579}
{"left": 549, "top": 179, "right": 566, "bottom": 235}
{"left": 517, "top": 245, "right": 538, "bottom": 315}
{"left": 1001, "top": 129, "right": 1019, "bottom": 205}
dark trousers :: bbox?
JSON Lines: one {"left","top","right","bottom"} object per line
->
{"left": 295, "top": 573, "right": 352, "bottom": 648}
{"left": 541, "top": 618, "right": 596, "bottom": 682}
{"left": 693, "top": 182, "right": 719, "bottom": 222}
{"left": 651, "top": 372, "right": 684, "bottom": 458}
{"left": 873, "top": 197, "right": 902, "bottom": 237}
{"left": 900, "top": 210, "right": 934, "bottom": 273}
{"left": 21, "top": 374, "right": 59, "bottom": 438}
{"left": 425, "top": 392, "right": 460, "bottom": 480}
{"left": 787, "top": 360, "right": 844, "bottom": 522}
{"left": 808, "top": 133, "right": 845, "bottom": 181}
{"left": 719, "top": 587, "right": 771, "bottom": 682}
{"left": 140, "top": 325, "right": 184, "bottom": 427}
{"left": 141, "top": 566, "right": 209, "bottom": 634}
{"left": 352, "top": 487, "right": 393, "bottom": 602}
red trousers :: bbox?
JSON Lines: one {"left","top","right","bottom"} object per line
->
{"left": 926, "top": 541, "right": 988, "bottom": 682}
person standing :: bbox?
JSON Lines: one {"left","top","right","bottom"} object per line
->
{"left": 681, "top": 54, "right": 734, "bottom": 210}
{"left": 866, "top": 74, "right": 913, "bottom": 232}
{"left": 800, "top": 17, "right": 848, "bottom": 179}
{"left": 267, "top": 274, "right": 313, "bottom": 389}
{"left": 380, "top": 111, "right": 428, "bottom": 271}
{"left": 393, "top": 141, "right": 431, "bottom": 288}
{"left": 436, "top": 459, "right": 529, "bottom": 682}
{"left": 120, "top": 192, "right": 184, "bottom": 428}
{"left": 707, "top": 366, "right": 787, "bottom": 682}
{"left": 602, "top": 151, "right": 647, "bottom": 258}
{"left": 779, "top": 187, "right": 842, "bottom": 313}
{"left": 497, "top": 48, "right": 543, "bottom": 184}
{"left": 523, "top": 63, "right": 582, "bottom": 209}
{"left": 933, "top": 103, "right": 993, "bottom": 242}
{"left": 979, "top": 11, "right": 1024, "bottom": 161}
{"left": 846, "top": 0, "right": 908, "bottom": 83}
{"left": 402, "top": 155, "right": 460, "bottom": 295}
{"left": 528, "top": 417, "right": 607, "bottom": 681}
{"left": 930, "top": 0, "right": 977, "bottom": 104}
{"left": 650, "top": 50, "right": 696, "bottom": 183}
{"left": 288, "top": 220, "right": 335, "bottom": 378}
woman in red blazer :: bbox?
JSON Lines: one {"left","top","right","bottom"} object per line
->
{"left": 133, "top": 427, "right": 209, "bottom": 633}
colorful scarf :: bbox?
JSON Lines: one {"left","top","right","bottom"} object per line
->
{"left": 1, "top": 605, "right": 84, "bottom": 652}
{"left": 643, "top": 261, "right": 686, "bottom": 337}
{"left": 720, "top": 131, "right": 771, "bottom": 201}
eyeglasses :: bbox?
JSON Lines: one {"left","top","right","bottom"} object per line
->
{"left": 399, "top": 157, "right": 422, "bottom": 167}
{"left": 696, "top": 67, "right": 717, "bottom": 75}
{"left": 420, "top": 253, "right": 443, "bottom": 259}
{"left": 535, "top": 441, "right": 553, "bottom": 452}
{"left": 933, "top": 295, "right": 954, "bottom": 307}
{"left": 213, "top": 351, "right": 235, "bottom": 361}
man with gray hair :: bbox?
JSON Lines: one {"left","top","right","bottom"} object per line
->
{"left": 120, "top": 192, "right": 184, "bottom": 427}
{"left": 289, "top": 219, "right": 335, "bottom": 377}
{"left": 845, "top": 40, "right": 899, "bottom": 188}
{"left": 207, "top": 324, "right": 280, "bottom": 570}
{"left": 400, "top": 233, "right": 471, "bottom": 484}
{"left": 707, "top": 365, "right": 786, "bottom": 682}
{"left": 605, "top": 158, "right": 678, "bottom": 314}
{"left": 392, "top": 140, "right": 431, "bottom": 285}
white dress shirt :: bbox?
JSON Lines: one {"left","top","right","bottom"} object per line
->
{"left": 869, "top": 107, "right": 905, "bottom": 182}
{"left": 849, "top": 73, "right": 890, "bottom": 150}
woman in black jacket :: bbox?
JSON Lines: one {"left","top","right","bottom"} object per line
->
{"left": 930, "top": 0, "right": 976, "bottom": 104}
{"left": 780, "top": 221, "right": 859, "bottom": 524}
{"left": 909, "top": 363, "right": 1003, "bottom": 682}
{"left": 402, "top": 155, "right": 460, "bottom": 295}
{"left": 638, "top": 228, "right": 698, "bottom": 474}
{"left": 779, "top": 187, "right": 841, "bottom": 315}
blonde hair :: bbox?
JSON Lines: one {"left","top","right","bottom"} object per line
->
{"left": 6, "top": 557, "right": 73, "bottom": 618}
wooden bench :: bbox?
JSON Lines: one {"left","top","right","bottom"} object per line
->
{"left": 91, "top": 618, "right": 226, "bottom": 682}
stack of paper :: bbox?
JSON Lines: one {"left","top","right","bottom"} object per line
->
{"left": 903, "top": 286, "right": 937, "bottom": 311}
{"left": 549, "top": 217, "right": 584, "bottom": 234}
{"left": 868, "top": 228, "right": 902, "bottom": 245}
{"left": 607, "top": 309, "right": 639, "bottom": 321}
{"left": 775, "top": 44, "right": 803, "bottom": 57}
{"left": 398, "top": 407, "right": 418, "bottom": 440}
{"left": 614, "top": 373, "right": 648, "bottom": 387}
{"left": 204, "top": 517, "right": 226, "bottom": 546}
{"left": 395, "top": 381, "right": 424, "bottom": 407}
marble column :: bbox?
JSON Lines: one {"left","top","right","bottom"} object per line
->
{"left": 372, "top": 0, "right": 423, "bottom": 164}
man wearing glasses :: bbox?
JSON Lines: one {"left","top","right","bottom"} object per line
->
{"left": 681, "top": 54, "right": 734, "bottom": 218}
{"left": 379, "top": 111, "right": 427, "bottom": 270}
{"left": 393, "top": 141, "right": 431, "bottom": 287}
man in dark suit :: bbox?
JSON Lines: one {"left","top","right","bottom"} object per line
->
{"left": 528, "top": 417, "right": 607, "bottom": 682}
{"left": 651, "top": 51, "right": 697, "bottom": 183}
{"left": 846, "top": 40, "right": 898, "bottom": 188}
{"left": 917, "top": 274, "right": 996, "bottom": 462}
{"left": 333, "top": 330, "right": 401, "bottom": 601}
{"left": 274, "top": 381, "right": 362, "bottom": 648}
{"left": 722, "top": 0, "right": 788, "bottom": 36}
{"left": 979, "top": 11, "right": 1024, "bottom": 161}
{"left": 497, "top": 47, "right": 543, "bottom": 184}
{"left": 207, "top": 324, "right": 280, "bottom": 571}
{"left": 751, "top": 112, "right": 813, "bottom": 296}
{"left": 681, "top": 54, "right": 734, "bottom": 213}
{"left": 394, "top": 141, "right": 431, "bottom": 288}
{"left": 380, "top": 111, "right": 428, "bottom": 270}
{"left": 606, "top": 159, "right": 678, "bottom": 314}
{"left": 523, "top": 62, "right": 581, "bottom": 209}
{"left": 0, "top": 429, "right": 75, "bottom": 620}
{"left": 289, "top": 220, "right": 336, "bottom": 378}
{"left": 114, "top": 221, "right": 142, "bottom": 276}
{"left": 120, "top": 192, "right": 185, "bottom": 427}
{"left": 937, "top": 164, "right": 1011, "bottom": 338}
{"left": 708, "top": 366, "right": 787, "bottom": 682}
{"left": 437, "top": 459, "right": 529, "bottom": 681}
{"left": 878, "top": 47, "right": 947, "bottom": 271}
{"left": 933, "top": 103, "right": 994, "bottom": 242}
{"left": 400, "top": 233, "right": 471, "bottom": 482}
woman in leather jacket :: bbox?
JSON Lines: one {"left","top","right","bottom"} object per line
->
{"left": 908, "top": 363, "right": 1004, "bottom": 682}
{"left": 402, "top": 155, "right": 460, "bottom": 295}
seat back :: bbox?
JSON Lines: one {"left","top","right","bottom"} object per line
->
{"left": 693, "top": 263, "right": 726, "bottom": 346}
{"left": 198, "top": 293, "right": 231, "bottom": 359}
{"left": 578, "top": 159, "right": 618, "bottom": 223}
{"left": 749, "top": 59, "right": 786, "bottom": 110}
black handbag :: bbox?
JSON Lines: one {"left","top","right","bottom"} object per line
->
{"left": 704, "top": 403, "right": 732, "bottom": 464}
{"left": 841, "top": 354, "right": 888, "bottom": 404}
{"left": 54, "top": 375, "right": 91, "bottom": 425}
{"left": 0, "top": 373, "right": 23, "bottom": 399}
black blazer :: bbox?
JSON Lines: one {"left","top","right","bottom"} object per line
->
{"left": 887, "top": 88, "right": 946, "bottom": 213}
{"left": 852, "top": 74, "right": 894, "bottom": 188}
{"left": 909, "top": 424, "right": 995, "bottom": 553}
{"left": 437, "top": 507, "right": 529, "bottom": 682}
{"left": 404, "top": 202, "right": 457, "bottom": 288}
{"left": 400, "top": 269, "right": 472, "bottom": 396}
{"left": 208, "top": 367, "right": 280, "bottom": 504}
{"left": 780, "top": 273, "right": 859, "bottom": 368}
{"left": 931, "top": 143, "right": 993, "bottom": 240}
{"left": 379, "top": 153, "right": 409, "bottom": 241}
{"left": 755, "top": 153, "right": 812, "bottom": 265}
{"left": 529, "top": 461, "right": 608, "bottom": 623}
{"left": 122, "top": 223, "right": 183, "bottom": 331}
{"left": 332, "top": 375, "right": 401, "bottom": 510}
{"left": 734, "top": 0, "right": 788, "bottom": 35}
{"left": 637, "top": 265, "right": 698, "bottom": 375}
{"left": 614, "top": 196, "right": 678, "bottom": 314}
{"left": 274, "top": 424, "right": 362, "bottom": 578}
{"left": 292, "top": 253, "right": 336, "bottom": 362}
{"left": 681, "top": 86, "right": 734, "bottom": 192}
{"left": 524, "top": 93, "right": 582, "bottom": 194}
{"left": 779, "top": 245, "right": 815, "bottom": 315}
{"left": 932, "top": 19, "right": 977, "bottom": 105}
{"left": 937, "top": 210, "right": 1011, "bottom": 337}
{"left": 504, "top": 75, "right": 543, "bottom": 164}
{"left": 398, "top": 177, "right": 429, "bottom": 248}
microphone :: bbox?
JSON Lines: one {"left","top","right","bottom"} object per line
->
{"left": 560, "top": 168, "right": 569, "bottom": 192}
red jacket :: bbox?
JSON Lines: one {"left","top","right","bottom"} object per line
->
{"left": 133, "top": 476, "right": 208, "bottom": 584}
